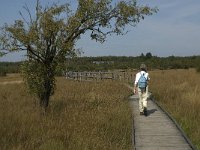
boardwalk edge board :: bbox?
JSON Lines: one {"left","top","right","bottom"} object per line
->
{"left": 149, "top": 95, "right": 197, "bottom": 150}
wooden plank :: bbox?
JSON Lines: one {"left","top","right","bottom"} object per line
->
{"left": 129, "top": 95, "right": 193, "bottom": 150}
{"left": 136, "top": 146, "right": 192, "bottom": 150}
{"left": 134, "top": 125, "right": 179, "bottom": 131}
{"left": 134, "top": 122, "right": 174, "bottom": 127}
{"left": 135, "top": 129, "right": 180, "bottom": 135}
{"left": 135, "top": 135, "right": 188, "bottom": 145}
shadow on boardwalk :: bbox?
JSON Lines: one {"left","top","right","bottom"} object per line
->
{"left": 147, "top": 109, "right": 158, "bottom": 116}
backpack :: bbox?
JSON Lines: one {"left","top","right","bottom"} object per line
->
{"left": 138, "top": 73, "right": 147, "bottom": 92}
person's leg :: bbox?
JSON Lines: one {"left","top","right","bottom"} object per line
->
{"left": 138, "top": 88, "right": 144, "bottom": 114}
{"left": 143, "top": 86, "right": 148, "bottom": 116}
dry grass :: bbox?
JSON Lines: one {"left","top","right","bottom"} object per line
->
{"left": 0, "top": 77, "right": 132, "bottom": 150}
{"left": 0, "top": 73, "right": 22, "bottom": 82}
{"left": 150, "top": 69, "right": 200, "bottom": 149}
{"left": 4, "top": 69, "right": 199, "bottom": 149}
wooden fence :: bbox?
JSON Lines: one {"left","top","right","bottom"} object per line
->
{"left": 65, "top": 71, "right": 135, "bottom": 83}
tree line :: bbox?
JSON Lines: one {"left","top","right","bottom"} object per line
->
{"left": 1, "top": 54, "right": 200, "bottom": 76}
{"left": 0, "top": 62, "right": 22, "bottom": 76}
{"left": 66, "top": 54, "right": 200, "bottom": 71}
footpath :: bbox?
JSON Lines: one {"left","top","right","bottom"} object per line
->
{"left": 129, "top": 94, "right": 195, "bottom": 150}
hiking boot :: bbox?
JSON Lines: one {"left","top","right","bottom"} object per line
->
{"left": 143, "top": 107, "right": 147, "bottom": 116}
{"left": 140, "top": 112, "right": 144, "bottom": 115}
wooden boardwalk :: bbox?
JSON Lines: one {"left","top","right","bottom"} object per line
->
{"left": 129, "top": 94, "right": 195, "bottom": 150}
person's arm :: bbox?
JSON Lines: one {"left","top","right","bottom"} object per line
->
{"left": 147, "top": 73, "right": 150, "bottom": 81}
{"left": 133, "top": 73, "right": 138, "bottom": 94}
{"left": 133, "top": 83, "right": 137, "bottom": 94}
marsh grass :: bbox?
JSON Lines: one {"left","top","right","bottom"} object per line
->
{"left": 150, "top": 69, "right": 200, "bottom": 149}
{"left": 0, "top": 73, "right": 22, "bottom": 82}
{"left": 0, "top": 77, "right": 132, "bottom": 150}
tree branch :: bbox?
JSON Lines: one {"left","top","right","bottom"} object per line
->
{"left": 27, "top": 45, "right": 44, "bottom": 63}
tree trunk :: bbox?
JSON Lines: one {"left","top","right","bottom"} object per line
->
{"left": 39, "top": 75, "right": 52, "bottom": 109}
{"left": 39, "top": 92, "right": 50, "bottom": 108}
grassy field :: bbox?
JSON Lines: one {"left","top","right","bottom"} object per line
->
{"left": 1, "top": 69, "right": 199, "bottom": 149}
{"left": 0, "top": 76, "right": 132, "bottom": 150}
{"left": 150, "top": 69, "right": 200, "bottom": 149}
{"left": 0, "top": 73, "right": 22, "bottom": 82}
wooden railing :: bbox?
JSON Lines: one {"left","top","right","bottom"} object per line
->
{"left": 65, "top": 71, "right": 135, "bottom": 82}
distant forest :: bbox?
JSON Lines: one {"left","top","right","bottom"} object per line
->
{"left": 0, "top": 61, "right": 22, "bottom": 76}
{"left": 1, "top": 53, "right": 200, "bottom": 76}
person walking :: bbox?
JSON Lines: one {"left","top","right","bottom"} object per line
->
{"left": 133, "top": 63, "right": 150, "bottom": 116}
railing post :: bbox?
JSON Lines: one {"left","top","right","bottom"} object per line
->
{"left": 111, "top": 73, "right": 114, "bottom": 80}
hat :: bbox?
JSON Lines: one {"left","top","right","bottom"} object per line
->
{"left": 140, "top": 63, "right": 147, "bottom": 70}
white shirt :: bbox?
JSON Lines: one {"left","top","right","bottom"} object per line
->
{"left": 134, "top": 71, "right": 150, "bottom": 85}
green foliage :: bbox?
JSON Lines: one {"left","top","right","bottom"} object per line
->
{"left": 194, "top": 57, "right": 200, "bottom": 73}
{"left": 0, "top": 62, "right": 21, "bottom": 76}
{"left": 0, "top": 66, "right": 7, "bottom": 76}
{"left": 21, "top": 61, "right": 55, "bottom": 101}
{"left": 145, "top": 52, "right": 152, "bottom": 59}
{"left": 0, "top": 62, "right": 21, "bottom": 73}
{"left": 196, "top": 66, "right": 200, "bottom": 73}
{"left": 66, "top": 55, "right": 200, "bottom": 71}
{"left": 0, "top": 71, "right": 6, "bottom": 76}
{"left": 1, "top": 55, "right": 200, "bottom": 74}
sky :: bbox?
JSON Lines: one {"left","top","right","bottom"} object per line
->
{"left": 0, "top": 0, "right": 200, "bottom": 61}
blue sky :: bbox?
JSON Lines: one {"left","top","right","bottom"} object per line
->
{"left": 0, "top": 0, "right": 200, "bottom": 61}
